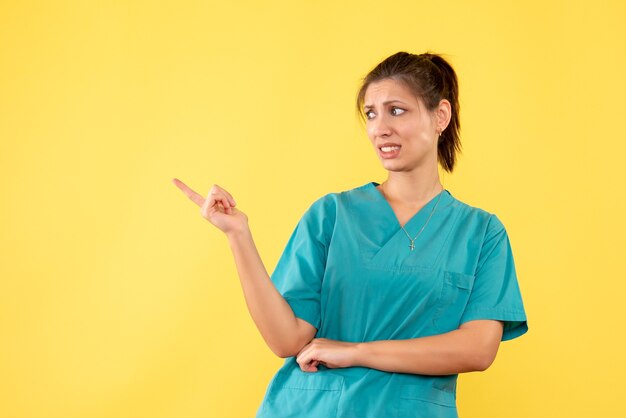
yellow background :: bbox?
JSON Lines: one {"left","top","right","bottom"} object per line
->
{"left": 1, "top": 1, "right": 624, "bottom": 417}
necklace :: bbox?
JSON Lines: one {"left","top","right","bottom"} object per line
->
{"left": 380, "top": 181, "right": 444, "bottom": 251}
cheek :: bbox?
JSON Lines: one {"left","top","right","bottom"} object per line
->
{"left": 401, "top": 124, "right": 430, "bottom": 143}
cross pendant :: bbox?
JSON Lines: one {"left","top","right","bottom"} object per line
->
{"left": 409, "top": 241, "right": 415, "bottom": 251}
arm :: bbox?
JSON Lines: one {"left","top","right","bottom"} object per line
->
{"left": 354, "top": 320, "right": 504, "bottom": 374}
{"left": 228, "top": 227, "right": 317, "bottom": 358}
{"left": 171, "top": 179, "right": 316, "bottom": 358}
{"left": 296, "top": 320, "right": 503, "bottom": 374}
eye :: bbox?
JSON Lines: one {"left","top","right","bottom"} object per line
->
{"left": 391, "top": 107, "right": 405, "bottom": 116}
{"left": 365, "top": 110, "right": 375, "bottom": 120}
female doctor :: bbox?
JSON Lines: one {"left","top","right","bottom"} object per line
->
{"left": 173, "top": 51, "right": 528, "bottom": 417}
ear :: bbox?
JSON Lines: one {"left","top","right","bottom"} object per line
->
{"left": 436, "top": 99, "right": 452, "bottom": 133}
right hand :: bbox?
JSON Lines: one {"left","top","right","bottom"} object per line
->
{"left": 172, "top": 178, "right": 248, "bottom": 236}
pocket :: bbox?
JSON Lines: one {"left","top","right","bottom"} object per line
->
{"left": 397, "top": 385, "right": 458, "bottom": 418}
{"left": 259, "top": 369, "right": 344, "bottom": 418}
{"left": 431, "top": 271, "right": 475, "bottom": 332}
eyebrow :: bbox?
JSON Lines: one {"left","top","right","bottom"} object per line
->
{"left": 363, "top": 100, "right": 408, "bottom": 110}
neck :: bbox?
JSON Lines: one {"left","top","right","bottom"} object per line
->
{"left": 381, "top": 166, "right": 443, "bottom": 207}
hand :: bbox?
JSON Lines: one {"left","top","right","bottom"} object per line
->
{"left": 296, "top": 338, "right": 359, "bottom": 373}
{"left": 172, "top": 179, "right": 248, "bottom": 236}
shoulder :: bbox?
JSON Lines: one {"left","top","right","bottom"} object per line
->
{"left": 305, "top": 191, "right": 339, "bottom": 216}
{"left": 449, "top": 196, "right": 513, "bottom": 272}
{"left": 305, "top": 181, "right": 372, "bottom": 213}
{"left": 298, "top": 191, "right": 340, "bottom": 238}
{"left": 450, "top": 193, "right": 507, "bottom": 239}
{"left": 301, "top": 182, "right": 375, "bottom": 233}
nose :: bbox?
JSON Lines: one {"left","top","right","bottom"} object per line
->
{"left": 369, "top": 113, "right": 392, "bottom": 138}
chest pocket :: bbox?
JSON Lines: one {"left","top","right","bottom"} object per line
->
{"left": 431, "top": 271, "right": 475, "bottom": 332}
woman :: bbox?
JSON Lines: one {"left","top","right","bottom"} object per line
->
{"left": 173, "top": 51, "right": 528, "bottom": 417}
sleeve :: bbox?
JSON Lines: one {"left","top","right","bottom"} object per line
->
{"left": 269, "top": 194, "right": 336, "bottom": 330}
{"left": 459, "top": 214, "right": 529, "bottom": 341}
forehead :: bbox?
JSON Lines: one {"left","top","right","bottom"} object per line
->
{"left": 363, "top": 78, "right": 419, "bottom": 106}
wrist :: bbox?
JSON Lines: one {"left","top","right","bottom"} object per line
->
{"left": 351, "top": 341, "right": 369, "bottom": 368}
{"left": 226, "top": 226, "right": 252, "bottom": 243}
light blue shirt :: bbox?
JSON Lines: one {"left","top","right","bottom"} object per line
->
{"left": 256, "top": 181, "right": 528, "bottom": 417}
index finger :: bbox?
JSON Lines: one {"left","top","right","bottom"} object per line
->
{"left": 172, "top": 178, "right": 205, "bottom": 207}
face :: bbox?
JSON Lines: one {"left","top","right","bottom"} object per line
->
{"left": 363, "top": 78, "right": 444, "bottom": 173}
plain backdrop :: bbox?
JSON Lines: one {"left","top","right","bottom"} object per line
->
{"left": 1, "top": 1, "right": 625, "bottom": 417}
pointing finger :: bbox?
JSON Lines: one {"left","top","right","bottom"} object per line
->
{"left": 172, "top": 178, "right": 205, "bottom": 207}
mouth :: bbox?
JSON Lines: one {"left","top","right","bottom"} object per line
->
{"left": 379, "top": 144, "right": 401, "bottom": 159}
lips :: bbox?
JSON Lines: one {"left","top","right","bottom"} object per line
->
{"left": 379, "top": 144, "right": 401, "bottom": 159}
{"left": 378, "top": 142, "right": 401, "bottom": 149}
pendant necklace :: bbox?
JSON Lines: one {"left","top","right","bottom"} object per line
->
{"left": 380, "top": 181, "right": 444, "bottom": 251}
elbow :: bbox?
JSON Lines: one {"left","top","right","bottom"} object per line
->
{"left": 269, "top": 340, "right": 304, "bottom": 359}
{"left": 464, "top": 338, "right": 499, "bottom": 372}
{"left": 472, "top": 349, "right": 498, "bottom": 372}
{"left": 474, "top": 355, "right": 495, "bottom": 372}
{"left": 268, "top": 342, "right": 296, "bottom": 358}
{"left": 467, "top": 329, "right": 502, "bottom": 372}
{"left": 267, "top": 319, "right": 316, "bottom": 358}
{"left": 273, "top": 347, "right": 297, "bottom": 359}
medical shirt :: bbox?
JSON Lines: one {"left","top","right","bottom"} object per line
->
{"left": 255, "top": 181, "right": 528, "bottom": 418}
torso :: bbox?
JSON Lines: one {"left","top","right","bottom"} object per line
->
{"left": 257, "top": 182, "right": 473, "bottom": 418}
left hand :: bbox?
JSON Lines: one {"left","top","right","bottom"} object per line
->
{"left": 296, "top": 338, "right": 359, "bottom": 372}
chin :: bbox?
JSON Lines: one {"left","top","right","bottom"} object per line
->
{"left": 380, "top": 161, "right": 407, "bottom": 172}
